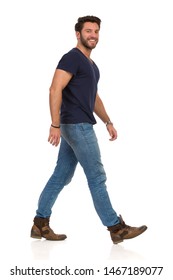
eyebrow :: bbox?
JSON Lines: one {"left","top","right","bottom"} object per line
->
{"left": 84, "top": 28, "right": 100, "bottom": 32}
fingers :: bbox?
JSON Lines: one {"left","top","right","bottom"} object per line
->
{"left": 107, "top": 126, "right": 118, "bottom": 141}
{"left": 109, "top": 133, "right": 117, "bottom": 141}
{"left": 109, "top": 134, "right": 117, "bottom": 141}
{"left": 48, "top": 135, "right": 60, "bottom": 146}
{"left": 48, "top": 127, "right": 61, "bottom": 146}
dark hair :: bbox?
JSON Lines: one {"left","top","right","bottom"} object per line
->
{"left": 75, "top": 16, "right": 101, "bottom": 32}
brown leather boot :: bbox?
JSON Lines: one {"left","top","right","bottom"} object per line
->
{"left": 31, "top": 217, "right": 67, "bottom": 241}
{"left": 108, "top": 215, "right": 147, "bottom": 244}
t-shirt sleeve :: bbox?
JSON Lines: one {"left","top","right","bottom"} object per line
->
{"left": 56, "top": 52, "right": 79, "bottom": 76}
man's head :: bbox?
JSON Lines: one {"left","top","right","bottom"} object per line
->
{"left": 75, "top": 16, "right": 101, "bottom": 32}
{"left": 75, "top": 16, "right": 101, "bottom": 50}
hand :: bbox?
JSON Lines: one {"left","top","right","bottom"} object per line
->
{"left": 48, "top": 126, "right": 61, "bottom": 146}
{"left": 106, "top": 125, "right": 118, "bottom": 141}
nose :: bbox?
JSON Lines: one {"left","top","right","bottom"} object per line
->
{"left": 90, "top": 32, "right": 98, "bottom": 39}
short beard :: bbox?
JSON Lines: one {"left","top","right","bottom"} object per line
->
{"left": 80, "top": 35, "right": 97, "bottom": 50}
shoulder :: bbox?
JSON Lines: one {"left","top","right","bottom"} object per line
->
{"left": 57, "top": 48, "right": 81, "bottom": 75}
{"left": 61, "top": 48, "right": 81, "bottom": 61}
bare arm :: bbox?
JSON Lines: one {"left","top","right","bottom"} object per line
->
{"left": 48, "top": 69, "right": 72, "bottom": 146}
{"left": 94, "top": 93, "right": 118, "bottom": 141}
{"left": 94, "top": 93, "right": 111, "bottom": 123}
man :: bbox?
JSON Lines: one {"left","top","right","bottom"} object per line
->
{"left": 31, "top": 16, "right": 147, "bottom": 244}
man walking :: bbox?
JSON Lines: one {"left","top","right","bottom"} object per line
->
{"left": 31, "top": 16, "right": 147, "bottom": 244}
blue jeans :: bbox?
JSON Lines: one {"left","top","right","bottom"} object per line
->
{"left": 36, "top": 123, "right": 119, "bottom": 227}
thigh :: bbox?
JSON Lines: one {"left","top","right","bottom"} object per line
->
{"left": 61, "top": 124, "right": 105, "bottom": 180}
{"left": 53, "top": 136, "right": 78, "bottom": 183}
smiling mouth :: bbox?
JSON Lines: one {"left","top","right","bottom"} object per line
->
{"left": 89, "top": 39, "right": 97, "bottom": 43}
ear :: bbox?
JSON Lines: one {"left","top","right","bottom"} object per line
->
{"left": 76, "top": 31, "right": 80, "bottom": 40}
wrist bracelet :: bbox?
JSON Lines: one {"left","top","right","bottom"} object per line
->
{"left": 105, "top": 120, "right": 113, "bottom": 126}
{"left": 51, "top": 124, "right": 60, "bottom": 128}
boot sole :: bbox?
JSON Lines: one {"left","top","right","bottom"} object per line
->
{"left": 30, "top": 234, "right": 42, "bottom": 239}
{"left": 113, "top": 239, "right": 124, "bottom": 244}
{"left": 30, "top": 233, "right": 67, "bottom": 241}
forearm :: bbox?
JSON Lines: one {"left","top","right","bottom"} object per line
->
{"left": 49, "top": 87, "right": 62, "bottom": 126}
{"left": 94, "top": 94, "right": 111, "bottom": 123}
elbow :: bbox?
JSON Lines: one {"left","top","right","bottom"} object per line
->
{"left": 49, "top": 86, "right": 55, "bottom": 96}
{"left": 49, "top": 86, "right": 60, "bottom": 99}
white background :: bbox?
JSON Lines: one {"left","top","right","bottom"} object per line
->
{"left": 0, "top": 0, "right": 173, "bottom": 279}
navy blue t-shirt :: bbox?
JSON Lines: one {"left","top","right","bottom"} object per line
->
{"left": 56, "top": 48, "right": 100, "bottom": 124}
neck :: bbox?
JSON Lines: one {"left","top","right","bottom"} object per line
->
{"left": 76, "top": 44, "right": 92, "bottom": 59}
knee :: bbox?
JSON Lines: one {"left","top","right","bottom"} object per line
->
{"left": 88, "top": 172, "right": 107, "bottom": 187}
